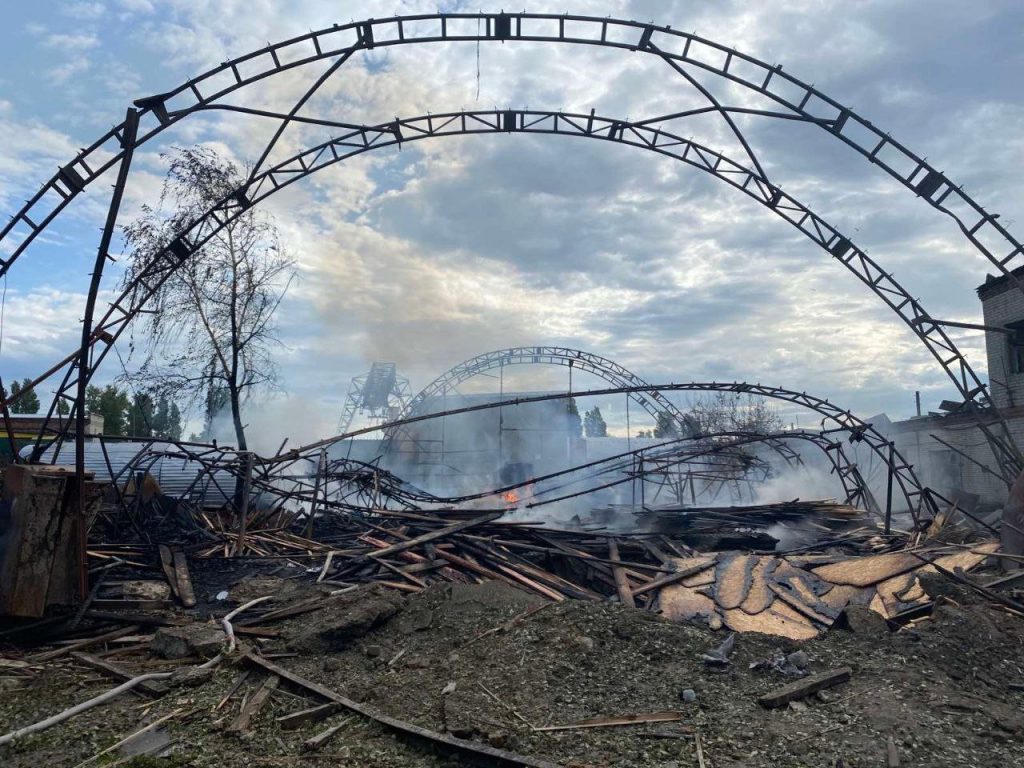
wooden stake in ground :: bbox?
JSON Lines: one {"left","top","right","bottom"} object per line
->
{"left": 302, "top": 720, "right": 349, "bottom": 753}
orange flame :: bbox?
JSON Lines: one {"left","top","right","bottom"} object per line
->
{"left": 502, "top": 490, "right": 520, "bottom": 504}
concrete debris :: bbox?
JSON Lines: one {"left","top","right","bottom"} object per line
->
{"left": 150, "top": 624, "right": 224, "bottom": 659}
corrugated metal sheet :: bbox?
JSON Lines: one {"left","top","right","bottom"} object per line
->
{"left": 23, "top": 440, "right": 242, "bottom": 506}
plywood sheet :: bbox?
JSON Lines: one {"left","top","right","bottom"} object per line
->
{"left": 659, "top": 584, "right": 718, "bottom": 623}
{"left": 775, "top": 561, "right": 832, "bottom": 598}
{"left": 812, "top": 551, "right": 920, "bottom": 587}
{"left": 926, "top": 542, "right": 999, "bottom": 573}
{"left": 897, "top": 579, "right": 926, "bottom": 604}
{"left": 876, "top": 572, "right": 917, "bottom": 617}
{"left": 714, "top": 553, "right": 755, "bottom": 610}
{"left": 868, "top": 591, "right": 889, "bottom": 619}
{"left": 723, "top": 601, "right": 818, "bottom": 641}
{"left": 769, "top": 583, "right": 835, "bottom": 626}
{"left": 740, "top": 557, "right": 777, "bottom": 615}
{"left": 818, "top": 584, "right": 863, "bottom": 614}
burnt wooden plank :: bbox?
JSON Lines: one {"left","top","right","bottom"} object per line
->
{"left": 171, "top": 549, "right": 197, "bottom": 608}
{"left": 757, "top": 667, "right": 853, "bottom": 708}
{"left": 608, "top": 540, "right": 635, "bottom": 608}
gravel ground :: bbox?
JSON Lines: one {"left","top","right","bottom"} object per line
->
{"left": 2, "top": 578, "right": 1023, "bottom": 768}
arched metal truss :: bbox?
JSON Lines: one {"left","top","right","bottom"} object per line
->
{"left": 290, "top": 380, "right": 939, "bottom": 522}
{"left": 14, "top": 108, "right": 1020, "bottom": 484}
{"left": 4, "top": 13, "right": 1022, "bottom": 283}
{"left": 380, "top": 345, "right": 693, "bottom": 457}
{"left": 1, "top": 13, "right": 1019, "bottom": 496}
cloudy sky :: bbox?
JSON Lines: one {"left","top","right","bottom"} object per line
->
{"left": 1, "top": 0, "right": 1022, "bottom": 445}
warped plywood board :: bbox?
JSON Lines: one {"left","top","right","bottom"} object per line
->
{"left": 876, "top": 572, "right": 918, "bottom": 617}
{"left": 811, "top": 551, "right": 922, "bottom": 587}
{"left": 723, "top": 601, "right": 818, "bottom": 641}
{"left": 769, "top": 583, "right": 836, "bottom": 626}
{"left": 714, "top": 553, "right": 756, "bottom": 610}
{"left": 740, "top": 557, "right": 777, "bottom": 614}
{"left": 659, "top": 583, "right": 719, "bottom": 623}
{"left": 926, "top": 542, "right": 999, "bottom": 573}
{"left": 658, "top": 541, "right": 999, "bottom": 640}
{"left": 817, "top": 584, "right": 864, "bottom": 614}
{"left": 869, "top": 591, "right": 889, "bottom": 619}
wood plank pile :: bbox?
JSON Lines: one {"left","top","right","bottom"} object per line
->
{"left": 77, "top": 500, "right": 1003, "bottom": 640}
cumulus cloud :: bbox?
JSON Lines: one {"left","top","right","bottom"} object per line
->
{"left": 2, "top": 0, "right": 1023, "bottom": 435}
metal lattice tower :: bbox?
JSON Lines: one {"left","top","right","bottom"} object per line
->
{"left": 337, "top": 362, "right": 412, "bottom": 434}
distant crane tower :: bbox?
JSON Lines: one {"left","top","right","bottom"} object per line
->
{"left": 336, "top": 362, "right": 412, "bottom": 434}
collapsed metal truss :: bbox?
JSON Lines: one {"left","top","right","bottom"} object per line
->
{"left": 81, "top": 422, "right": 876, "bottom": 535}
{"left": 0, "top": 12, "right": 1020, "bottom": 508}
{"left": 291, "top": 380, "right": 939, "bottom": 522}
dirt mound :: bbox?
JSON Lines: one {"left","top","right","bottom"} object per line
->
{"left": 2, "top": 581, "right": 1023, "bottom": 768}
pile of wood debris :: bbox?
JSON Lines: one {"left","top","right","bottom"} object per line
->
{"left": 74, "top": 502, "right": 1013, "bottom": 641}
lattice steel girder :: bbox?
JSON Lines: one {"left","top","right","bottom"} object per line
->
{"left": 3, "top": 12, "right": 1022, "bottom": 301}
{"left": 381, "top": 345, "right": 692, "bottom": 455}
{"left": 23, "top": 108, "right": 1019, "bottom": 482}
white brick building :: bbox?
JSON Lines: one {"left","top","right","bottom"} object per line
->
{"left": 886, "top": 268, "right": 1024, "bottom": 513}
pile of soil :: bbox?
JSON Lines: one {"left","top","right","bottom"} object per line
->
{"left": 2, "top": 579, "right": 1023, "bottom": 767}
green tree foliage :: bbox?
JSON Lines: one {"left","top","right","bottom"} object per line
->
{"left": 583, "top": 406, "right": 608, "bottom": 437}
{"left": 127, "top": 393, "right": 155, "bottom": 437}
{"left": 86, "top": 385, "right": 131, "bottom": 436}
{"left": 6, "top": 378, "right": 41, "bottom": 414}
{"left": 565, "top": 397, "right": 583, "bottom": 438}
{"left": 84, "top": 385, "right": 183, "bottom": 438}
{"left": 152, "top": 395, "right": 183, "bottom": 440}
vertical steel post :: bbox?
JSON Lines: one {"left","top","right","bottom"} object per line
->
{"left": 884, "top": 441, "right": 895, "bottom": 534}
{"left": 75, "top": 108, "right": 139, "bottom": 598}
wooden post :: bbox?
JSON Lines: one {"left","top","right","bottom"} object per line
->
{"left": 232, "top": 453, "right": 254, "bottom": 557}
{"left": 608, "top": 540, "right": 635, "bottom": 608}
{"left": 0, "top": 375, "right": 19, "bottom": 464}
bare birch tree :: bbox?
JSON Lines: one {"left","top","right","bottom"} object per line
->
{"left": 684, "top": 392, "right": 784, "bottom": 436}
{"left": 121, "top": 147, "right": 296, "bottom": 451}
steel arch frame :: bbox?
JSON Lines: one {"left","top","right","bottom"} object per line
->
{"left": 380, "top": 345, "right": 693, "bottom": 456}
{"left": 3, "top": 12, "right": 1021, "bottom": 288}
{"left": 16, "top": 108, "right": 1019, "bottom": 485}
{"left": 290, "top": 380, "right": 938, "bottom": 521}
